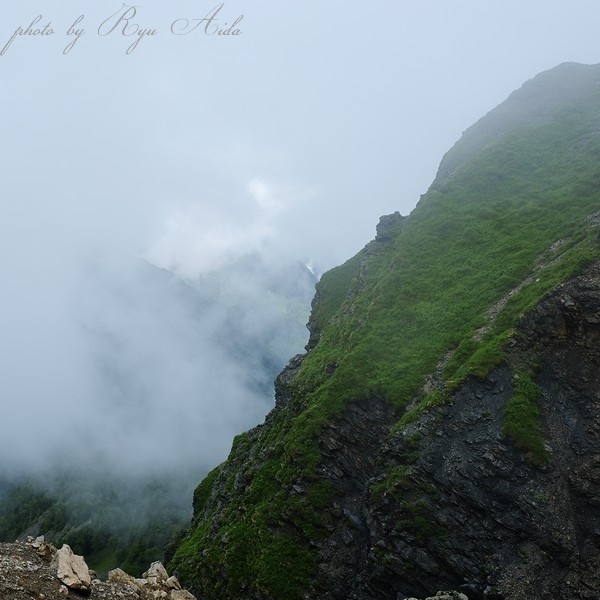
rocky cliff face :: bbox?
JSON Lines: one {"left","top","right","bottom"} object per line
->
{"left": 347, "top": 262, "right": 600, "bottom": 599}
{"left": 169, "top": 62, "right": 600, "bottom": 599}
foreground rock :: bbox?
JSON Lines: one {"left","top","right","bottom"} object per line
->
{"left": 52, "top": 544, "right": 92, "bottom": 594}
{"left": 0, "top": 538, "right": 196, "bottom": 600}
{"left": 108, "top": 560, "right": 195, "bottom": 598}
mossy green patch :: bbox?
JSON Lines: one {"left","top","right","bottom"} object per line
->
{"left": 504, "top": 373, "right": 547, "bottom": 465}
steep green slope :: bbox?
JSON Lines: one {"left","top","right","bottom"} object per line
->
{"left": 169, "top": 63, "right": 600, "bottom": 599}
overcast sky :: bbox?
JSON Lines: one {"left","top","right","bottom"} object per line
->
{"left": 2, "top": 1, "right": 600, "bottom": 477}
{"left": 2, "top": 1, "right": 599, "bottom": 271}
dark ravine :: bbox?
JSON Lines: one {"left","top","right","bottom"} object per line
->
{"left": 169, "top": 62, "right": 600, "bottom": 599}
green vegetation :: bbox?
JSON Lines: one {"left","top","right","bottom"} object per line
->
{"left": 192, "top": 467, "right": 220, "bottom": 518}
{"left": 173, "top": 517, "right": 317, "bottom": 599}
{"left": 170, "top": 66, "right": 600, "bottom": 598}
{"left": 0, "top": 477, "right": 190, "bottom": 578}
{"left": 394, "top": 498, "right": 448, "bottom": 546}
{"left": 0, "top": 483, "right": 53, "bottom": 541}
{"left": 504, "top": 373, "right": 547, "bottom": 465}
{"left": 370, "top": 465, "right": 413, "bottom": 499}
{"left": 297, "top": 121, "right": 600, "bottom": 411}
{"left": 308, "top": 252, "right": 364, "bottom": 338}
{"left": 171, "top": 409, "right": 332, "bottom": 599}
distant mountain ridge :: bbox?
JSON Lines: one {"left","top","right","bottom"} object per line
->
{"left": 168, "top": 62, "right": 600, "bottom": 599}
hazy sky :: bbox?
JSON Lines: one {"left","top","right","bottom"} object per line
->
{"left": 2, "top": 1, "right": 600, "bottom": 477}
{"left": 2, "top": 1, "right": 599, "bottom": 269}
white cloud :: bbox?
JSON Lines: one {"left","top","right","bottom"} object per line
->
{"left": 247, "top": 178, "right": 285, "bottom": 217}
{"left": 145, "top": 178, "right": 309, "bottom": 279}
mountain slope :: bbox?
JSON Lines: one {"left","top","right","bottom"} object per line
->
{"left": 169, "top": 63, "right": 600, "bottom": 599}
{"left": 434, "top": 61, "right": 600, "bottom": 184}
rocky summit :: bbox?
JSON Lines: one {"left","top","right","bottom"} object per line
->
{"left": 167, "top": 62, "right": 600, "bottom": 599}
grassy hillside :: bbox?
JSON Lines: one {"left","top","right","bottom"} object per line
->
{"left": 170, "top": 63, "right": 600, "bottom": 598}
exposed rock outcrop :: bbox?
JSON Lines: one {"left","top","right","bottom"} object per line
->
{"left": 52, "top": 544, "right": 92, "bottom": 594}
{"left": 0, "top": 537, "right": 196, "bottom": 600}
{"left": 107, "top": 560, "right": 193, "bottom": 598}
{"left": 375, "top": 211, "right": 406, "bottom": 242}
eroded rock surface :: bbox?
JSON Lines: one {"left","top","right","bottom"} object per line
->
{"left": 349, "top": 262, "right": 600, "bottom": 599}
{"left": 52, "top": 544, "right": 92, "bottom": 594}
{"left": 0, "top": 538, "right": 196, "bottom": 600}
